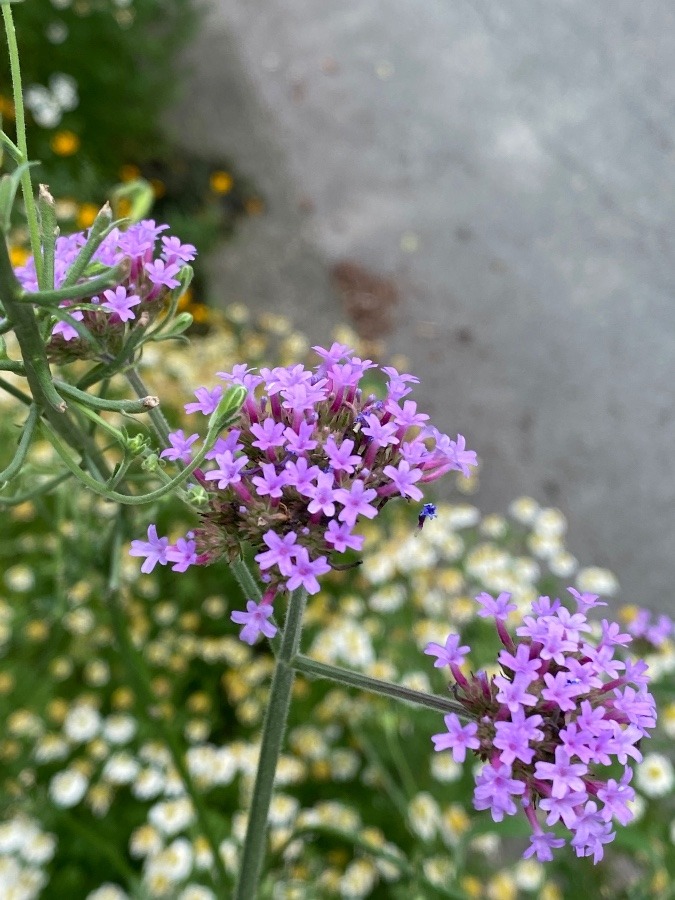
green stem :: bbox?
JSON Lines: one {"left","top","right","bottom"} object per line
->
{"left": 384, "top": 713, "right": 418, "bottom": 800}
{"left": 124, "top": 368, "right": 172, "bottom": 446}
{"left": 39, "top": 385, "right": 245, "bottom": 504}
{"left": 56, "top": 379, "right": 159, "bottom": 414}
{"left": 20, "top": 261, "right": 127, "bottom": 305}
{"left": 0, "top": 402, "right": 37, "bottom": 483}
{"left": 106, "top": 513, "right": 229, "bottom": 892}
{"left": 291, "top": 655, "right": 467, "bottom": 717}
{"left": 233, "top": 588, "right": 308, "bottom": 900}
{"left": 1, "top": 3, "right": 42, "bottom": 283}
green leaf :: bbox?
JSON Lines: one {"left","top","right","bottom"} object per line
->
{"left": 0, "top": 160, "right": 37, "bottom": 231}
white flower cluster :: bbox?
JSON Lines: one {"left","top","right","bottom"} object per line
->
{"left": 0, "top": 815, "right": 56, "bottom": 899}
{"left": 24, "top": 73, "right": 78, "bottom": 128}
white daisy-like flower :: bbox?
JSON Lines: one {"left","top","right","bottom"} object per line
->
{"left": 178, "top": 887, "right": 216, "bottom": 900}
{"left": 103, "top": 714, "right": 137, "bottom": 745}
{"left": 514, "top": 857, "right": 544, "bottom": 891}
{"left": 85, "top": 884, "right": 130, "bottom": 900}
{"left": 636, "top": 753, "right": 674, "bottom": 798}
{"left": 148, "top": 798, "right": 195, "bottom": 837}
{"left": 63, "top": 704, "right": 102, "bottom": 743}
{"left": 146, "top": 838, "right": 193, "bottom": 882}
{"left": 339, "top": 857, "right": 378, "bottom": 899}
{"left": 49, "top": 769, "right": 88, "bottom": 807}
{"left": 133, "top": 768, "right": 165, "bottom": 801}
{"left": 129, "top": 825, "right": 163, "bottom": 859}
{"left": 30, "top": 734, "right": 66, "bottom": 766}
{"left": 575, "top": 565, "right": 619, "bottom": 596}
{"left": 20, "top": 830, "right": 57, "bottom": 865}
{"left": 102, "top": 752, "right": 140, "bottom": 786}
{"left": 508, "top": 496, "right": 540, "bottom": 524}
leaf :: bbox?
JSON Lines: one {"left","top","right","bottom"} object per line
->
{"left": 0, "top": 161, "right": 37, "bottom": 231}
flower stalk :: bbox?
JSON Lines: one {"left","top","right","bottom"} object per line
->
{"left": 233, "top": 587, "right": 308, "bottom": 900}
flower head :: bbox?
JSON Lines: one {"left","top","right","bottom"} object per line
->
{"left": 425, "top": 589, "right": 656, "bottom": 863}
{"left": 132, "top": 348, "right": 476, "bottom": 640}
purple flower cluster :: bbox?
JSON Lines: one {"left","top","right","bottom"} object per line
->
{"left": 425, "top": 588, "right": 656, "bottom": 863}
{"left": 131, "top": 344, "right": 476, "bottom": 643}
{"left": 15, "top": 220, "right": 195, "bottom": 360}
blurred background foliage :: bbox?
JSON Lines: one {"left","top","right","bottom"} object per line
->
{"left": 0, "top": 0, "right": 263, "bottom": 297}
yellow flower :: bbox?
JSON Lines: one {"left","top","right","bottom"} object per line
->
{"left": 76, "top": 203, "right": 99, "bottom": 229}
{"left": 209, "top": 170, "right": 233, "bottom": 194}
{"left": 9, "top": 246, "right": 29, "bottom": 267}
{"left": 0, "top": 95, "right": 15, "bottom": 119}
{"left": 119, "top": 163, "right": 141, "bottom": 182}
{"left": 51, "top": 130, "right": 80, "bottom": 156}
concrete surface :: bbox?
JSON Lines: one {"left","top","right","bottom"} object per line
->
{"left": 169, "top": 0, "right": 675, "bottom": 611}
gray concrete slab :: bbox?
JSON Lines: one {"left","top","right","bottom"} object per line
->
{"left": 169, "top": 0, "right": 675, "bottom": 611}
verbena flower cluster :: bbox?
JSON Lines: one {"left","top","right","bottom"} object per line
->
{"left": 14, "top": 219, "right": 195, "bottom": 361}
{"left": 425, "top": 588, "right": 656, "bottom": 863}
{"left": 131, "top": 343, "right": 477, "bottom": 643}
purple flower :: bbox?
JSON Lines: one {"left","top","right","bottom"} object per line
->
{"left": 423, "top": 634, "right": 470, "bottom": 668}
{"left": 255, "top": 530, "right": 299, "bottom": 577}
{"left": 101, "top": 286, "right": 141, "bottom": 323}
{"left": 360, "top": 414, "right": 399, "bottom": 448}
{"left": 474, "top": 763, "right": 526, "bottom": 822}
{"left": 475, "top": 591, "right": 517, "bottom": 621}
{"left": 534, "top": 748, "right": 588, "bottom": 799}
{"left": 161, "top": 235, "right": 197, "bottom": 262}
{"left": 231, "top": 600, "right": 277, "bottom": 645}
{"left": 324, "top": 437, "right": 361, "bottom": 474}
{"left": 431, "top": 714, "right": 479, "bottom": 762}
{"left": 184, "top": 385, "right": 224, "bottom": 416}
{"left": 334, "top": 480, "right": 379, "bottom": 528}
{"left": 52, "top": 303, "right": 84, "bottom": 341}
{"left": 285, "top": 548, "right": 331, "bottom": 594}
{"left": 160, "top": 430, "right": 200, "bottom": 464}
{"left": 251, "top": 418, "right": 287, "bottom": 451}
{"left": 144, "top": 258, "right": 181, "bottom": 289}
{"left": 323, "top": 520, "right": 364, "bottom": 553}
{"left": 497, "top": 643, "right": 542, "bottom": 679}
{"left": 251, "top": 463, "right": 292, "bottom": 499}
{"left": 203, "top": 451, "right": 249, "bottom": 490}
{"left": 129, "top": 525, "right": 169, "bottom": 573}
{"left": 165, "top": 536, "right": 198, "bottom": 572}
{"left": 493, "top": 708, "right": 543, "bottom": 766}
{"left": 304, "top": 471, "right": 337, "bottom": 517}
{"left": 523, "top": 831, "right": 566, "bottom": 862}
{"left": 382, "top": 460, "right": 423, "bottom": 501}
{"left": 283, "top": 421, "right": 318, "bottom": 454}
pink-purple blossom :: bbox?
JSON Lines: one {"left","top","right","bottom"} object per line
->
{"left": 424, "top": 588, "right": 656, "bottom": 864}
{"left": 131, "top": 346, "right": 476, "bottom": 640}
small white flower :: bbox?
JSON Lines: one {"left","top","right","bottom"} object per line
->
{"left": 20, "top": 830, "right": 57, "bottom": 865}
{"left": 407, "top": 792, "right": 440, "bottom": 842}
{"left": 149, "top": 798, "right": 195, "bottom": 837}
{"left": 63, "top": 704, "right": 102, "bottom": 743}
{"left": 49, "top": 770, "right": 88, "bottom": 807}
{"left": 576, "top": 566, "right": 619, "bottom": 596}
{"left": 103, "top": 752, "right": 140, "bottom": 786}
{"left": 146, "top": 837, "right": 193, "bottom": 882}
{"left": 103, "top": 714, "right": 137, "bottom": 745}
{"left": 514, "top": 857, "right": 544, "bottom": 891}
{"left": 34, "top": 734, "right": 70, "bottom": 763}
{"left": 49, "top": 73, "right": 78, "bottom": 111}
{"left": 508, "top": 496, "right": 539, "bottom": 524}
{"left": 85, "top": 884, "right": 130, "bottom": 900}
{"left": 339, "top": 858, "right": 378, "bottom": 898}
{"left": 178, "top": 887, "right": 216, "bottom": 900}
{"left": 129, "top": 825, "right": 163, "bottom": 859}
{"left": 133, "top": 768, "right": 165, "bottom": 801}
{"left": 636, "top": 753, "right": 674, "bottom": 798}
